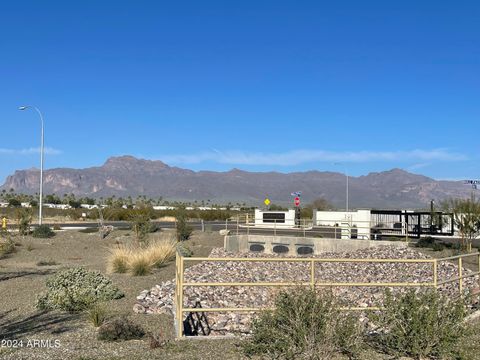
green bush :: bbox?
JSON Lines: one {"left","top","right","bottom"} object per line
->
{"left": 0, "top": 237, "right": 16, "bottom": 258}
{"left": 416, "top": 236, "right": 435, "bottom": 247}
{"left": 15, "top": 208, "right": 32, "bottom": 235}
{"left": 370, "top": 289, "right": 467, "bottom": 359}
{"left": 432, "top": 242, "right": 446, "bottom": 251}
{"left": 8, "top": 198, "right": 21, "bottom": 207}
{"left": 147, "top": 222, "right": 159, "bottom": 233}
{"left": 36, "top": 268, "right": 124, "bottom": 312}
{"left": 97, "top": 317, "right": 145, "bottom": 342}
{"left": 128, "top": 208, "right": 154, "bottom": 241}
{"left": 176, "top": 208, "right": 192, "bottom": 241}
{"left": 176, "top": 243, "right": 193, "bottom": 257}
{"left": 242, "top": 288, "right": 363, "bottom": 359}
{"left": 32, "top": 224, "right": 55, "bottom": 238}
{"left": 87, "top": 303, "right": 108, "bottom": 327}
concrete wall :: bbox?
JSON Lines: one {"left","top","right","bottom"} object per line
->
{"left": 314, "top": 209, "right": 371, "bottom": 239}
{"left": 224, "top": 234, "right": 406, "bottom": 255}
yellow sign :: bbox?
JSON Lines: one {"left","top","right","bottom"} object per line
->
{"left": 264, "top": 198, "right": 271, "bottom": 206}
{"left": 1, "top": 217, "right": 7, "bottom": 230}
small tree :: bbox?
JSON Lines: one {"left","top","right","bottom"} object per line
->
{"left": 308, "top": 197, "right": 335, "bottom": 211}
{"left": 451, "top": 197, "right": 480, "bottom": 251}
{"left": 175, "top": 207, "right": 192, "bottom": 242}
{"left": 8, "top": 198, "right": 21, "bottom": 208}
{"left": 15, "top": 208, "right": 32, "bottom": 236}
{"left": 128, "top": 206, "right": 154, "bottom": 242}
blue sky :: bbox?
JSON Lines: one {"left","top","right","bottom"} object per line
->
{"left": 0, "top": 0, "right": 479, "bottom": 183}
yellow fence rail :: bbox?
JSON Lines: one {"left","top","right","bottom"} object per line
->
{"left": 175, "top": 252, "right": 480, "bottom": 338}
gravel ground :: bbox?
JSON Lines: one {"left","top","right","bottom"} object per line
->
{"left": 136, "top": 245, "right": 480, "bottom": 336}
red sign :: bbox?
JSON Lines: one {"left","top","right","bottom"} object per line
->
{"left": 294, "top": 197, "right": 300, "bottom": 207}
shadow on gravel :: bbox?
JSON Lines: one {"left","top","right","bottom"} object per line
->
{"left": 0, "top": 269, "right": 55, "bottom": 282}
{"left": 0, "top": 311, "right": 80, "bottom": 339}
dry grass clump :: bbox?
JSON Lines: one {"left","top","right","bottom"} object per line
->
{"left": 129, "top": 253, "right": 152, "bottom": 276}
{"left": 145, "top": 239, "right": 177, "bottom": 268}
{"left": 107, "top": 246, "right": 130, "bottom": 274}
{"left": 107, "top": 236, "right": 176, "bottom": 276}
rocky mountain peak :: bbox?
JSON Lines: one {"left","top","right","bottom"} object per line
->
{"left": 102, "top": 156, "right": 169, "bottom": 171}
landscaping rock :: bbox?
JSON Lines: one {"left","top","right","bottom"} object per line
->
{"left": 135, "top": 245, "right": 479, "bottom": 336}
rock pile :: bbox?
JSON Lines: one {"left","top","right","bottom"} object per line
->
{"left": 134, "top": 246, "right": 479, "bottom": 336}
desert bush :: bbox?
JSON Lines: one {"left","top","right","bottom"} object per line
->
{"left": 15, "top": 208, "right": 32, "bottom": 235}
{"left": 176, "top": 242, "right": 193, "bottom": 257}
{"left": 67, "top": 209, "right": 82, "bottom": 221}
{"left": 370, "top": 289, "right": 467, "bottom": 359}
{"left": 148, "top": 330, "right": 167, "bottom": 349}
{"left": 107, "top": 237, "right": 176, "bottom": 275}
{"left": 416, "top": 236, "right": 436, "bottom": 248}
{"left": 32, "top": 224, "right": 55, "bottom": 238}
{"left": 128, "top": 208, "right": 154, "bottom": 241}
{"left": 242, "top": 287, "right": 363, "bottom": 359}
{"left": 176, "top": 208, "right": 192, "bottom": 241}
{"left": 87, "top": 303, "right": 108, "bottom": 327}
{"left": 147, "top": 222, "right": 159, "bottom": 233}
{"left": 129, "top": 253, "right": 151, "bottom": 276}
{"left": 146, "top": 238, "right": 176, "bottom": 267}
{"left": 97, "top": 316, "right": 145, "bottom": 342}
{"left": 432, "top": 242, "right": 446, "bottom": 251}
{"left": 8, "top": 198, "right": 21, "bottom": 207}
{"left": 0, "top": 236, "right": 16, "bottom": 258}
{"left": 36, "top": 268, "right": 124, "bottom": 312}
{"left": 107, "top": 245, "right": 130, "bottom": 273}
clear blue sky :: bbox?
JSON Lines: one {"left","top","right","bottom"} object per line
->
{"left": 1, "top": 0, "right": 479, "bottom": 183}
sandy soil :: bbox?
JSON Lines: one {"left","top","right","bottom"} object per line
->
{"left": 1, "top": 229, "right": 479, "bottom": 360}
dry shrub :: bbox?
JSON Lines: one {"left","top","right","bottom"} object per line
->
{"left": 107, "top": 245, "right": 130, "bottom": 274}
{"left": 0, "top": 237, "right": 16, "bottom": 258}
{"left": 107, "top": 236, "right": 176, "bottom": 276}
{"left": 129, "top": 253, "right": 152, "bottom": 276}
{"left": 145, "top": 237, "right": 176, "bottom": 268}
{"left": 98, "top": 316, "right": 145, "bottom": 342}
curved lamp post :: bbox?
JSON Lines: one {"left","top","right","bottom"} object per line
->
{"left": 18, "top": 106, "right": 44, "bottom": 225}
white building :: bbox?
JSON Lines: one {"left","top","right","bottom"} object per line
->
{"left": 313, "top": 209, "right": 371, "bottom": 239}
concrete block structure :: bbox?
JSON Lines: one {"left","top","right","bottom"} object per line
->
{"left": 254, "top": 209, "right": 296, "bottom": 228}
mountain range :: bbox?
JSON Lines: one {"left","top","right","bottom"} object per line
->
{"left": 0, "top": 155, "right": 473, "bottom": 209}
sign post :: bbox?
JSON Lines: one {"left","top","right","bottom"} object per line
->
{"left": 291, "top": 191, "right": 302, "bottom": 226}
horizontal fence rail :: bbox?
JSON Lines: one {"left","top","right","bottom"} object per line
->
{"left": 224, "top": 217, "right": 416, "bottom": 241}
{"left": 174, "top": 251, "right": 480, "bottom": 338}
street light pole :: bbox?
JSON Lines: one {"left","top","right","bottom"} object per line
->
{"left": 334, "top": 163, "right": 349, "bottom": 212}
{"left": 18, "top": 106, "right": 44, "bottom": 226}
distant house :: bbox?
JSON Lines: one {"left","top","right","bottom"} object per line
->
{"left": 44, "top": 203, "right": 71, "bottom": 210}
{"left": 152, "top": 205, "right": 176, "bottom": 210}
